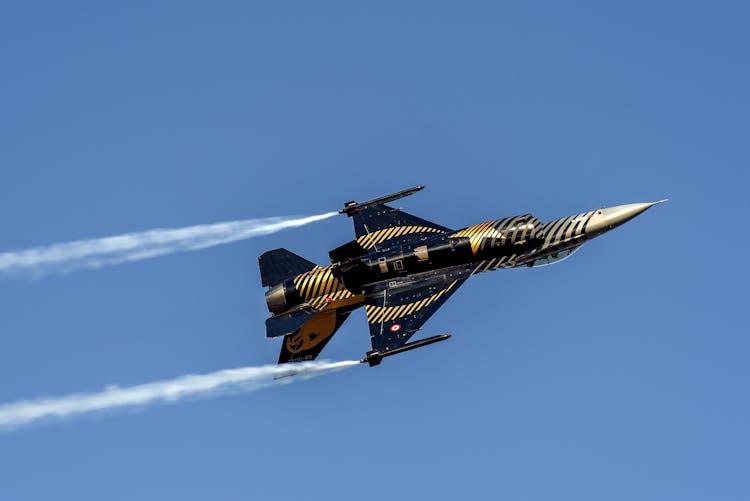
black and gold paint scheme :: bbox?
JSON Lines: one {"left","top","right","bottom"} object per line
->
{"left": 356, "top": 225, "right": 443, "bottom": 250}
{"left": 364, "top": 280, "right": 457, "bottom": 324}
{"left": 277, "top": 295, "right": 363, "bottom": 364}
{"left": 261, "top": 187, "right": 660, "bottom": 365}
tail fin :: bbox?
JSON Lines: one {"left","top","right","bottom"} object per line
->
{"left": 278, "top": 308, "right": 352, "bottom": 364}
{"left": 259, "top": 248, "right": 317, "bottom": 287}
{"left": 277, "top": 295, "right": 364, "bottom": 364}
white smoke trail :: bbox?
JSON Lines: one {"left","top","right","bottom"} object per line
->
{"left": 0, "top": 360, "right": 359, "bottom": 431}
{"left": 0, "top": 212, "right": 337, "bottom": 278}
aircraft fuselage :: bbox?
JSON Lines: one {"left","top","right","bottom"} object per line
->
{"left": 265, "top": 202, "right": 664, "bottom": 316}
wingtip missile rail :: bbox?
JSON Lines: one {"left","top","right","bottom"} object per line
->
{"left": 340, "top": 185, "right": 425, "bottom": 217}
{"left": 360, "top": 334, "right": 451, "bottom": 367}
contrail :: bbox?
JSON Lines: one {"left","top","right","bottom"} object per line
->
{"left": 0, "top": 212, "right": 337, "bottom": 278}
{"left": 0, "top": 360, "right": 359, "bottom": 432}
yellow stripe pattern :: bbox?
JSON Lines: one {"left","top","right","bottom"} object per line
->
{"left": 449, "top": 221, "right": 505, "bottom": 254}
{"left": 364, "top": 280, "right": 458, "bottom": 324}
{"left": 356, "top": 225, "right": 443, "bottom": 250}
{"left": 293, "top": 266, "right": 353, "bottom": 309}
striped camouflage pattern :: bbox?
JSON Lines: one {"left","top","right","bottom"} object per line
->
{"left": 356, "top": 225, "right": 444, "bottom": 250}
{"left": 471, "top": 210, "right": 595, "bottom": 274}
{"left": 292, "top": 266, "right": 355, "bottom": 309}
{"left": 364, "top": 280, "right": 458, "bottom": 324}
{"left": 538, "top": 210, "right": 596, "bottom": 249}
{"left": 265, "top": 187, "right": 663, "bottom": 365}
{"left": 450, "top": 214, "right": 540, "bottom": 255}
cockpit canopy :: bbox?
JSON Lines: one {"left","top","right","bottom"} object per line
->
{"left": 528, "top": 245, "right": 582, "bottom": 267}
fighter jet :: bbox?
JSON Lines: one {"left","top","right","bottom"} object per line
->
{"left": 259, "top": 186, "right": 665, "bottom": 366}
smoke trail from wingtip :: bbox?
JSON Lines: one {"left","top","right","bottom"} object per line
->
{"left": 0, "top": 212, "right": 337, "bottom": 279}
{"left": 0, "top": 360, "right": 360, "bottom": 432}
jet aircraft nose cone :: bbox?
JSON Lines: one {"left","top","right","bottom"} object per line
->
{"left": 586, "top": 200, "right": 667, "bottom": 237}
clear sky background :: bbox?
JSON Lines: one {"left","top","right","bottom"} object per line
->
{"left": 1, "top": 2, "right": 748, "bottom": 500}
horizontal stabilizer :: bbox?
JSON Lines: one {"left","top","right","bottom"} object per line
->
{"left": 265, "top": 306, "right": 318, "bottom": 338}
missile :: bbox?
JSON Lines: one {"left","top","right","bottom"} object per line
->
{"left": 360, "top": 334, "right": 451, "bottom": 367}
{"left": 340, "top": 185, "right": 424, "bottom": 216}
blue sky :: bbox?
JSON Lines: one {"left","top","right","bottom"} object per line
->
{"left": 1, "top": 2, "right": 748, "bottom": 499}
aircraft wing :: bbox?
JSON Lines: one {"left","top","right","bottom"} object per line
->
{"left": 352, "top": 204, "right": 451, "bottom": 249}
{"left": 363, "top": 266, "right": 471, "bottom": 352}
{"left": 340, "top": 186, "right": 451, "bottom": 251}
